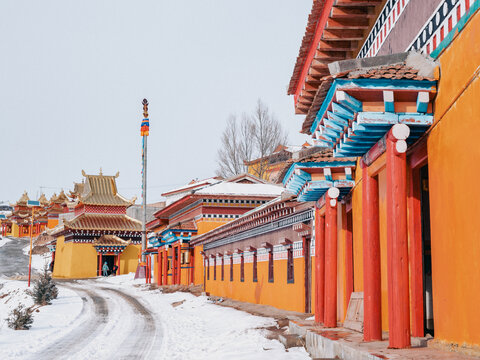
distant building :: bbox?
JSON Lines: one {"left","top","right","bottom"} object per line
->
{"left": 51, "top": 171, "right": 142, "bottom": 278}
{"left": 146, "top": 174, "right": 284, "bottom": 286}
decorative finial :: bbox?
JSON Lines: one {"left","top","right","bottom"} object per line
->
{"left": 115, "top": 171, "right": 120, "bottom": 178}
{"left": 140, "top": 99, "right": 150, "bottom": 136}
{"left": 99, "top": 167, "right": 103, "bottom": 175}
{"left": 81, "top": 169, "right": 86, "bottom": 177}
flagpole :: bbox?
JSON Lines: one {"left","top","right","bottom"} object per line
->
{"left": 141, "top": 99, "right": 149, "bottom": 263}
{"left": 28, "top": 206, "right": 35, "bottom": 287}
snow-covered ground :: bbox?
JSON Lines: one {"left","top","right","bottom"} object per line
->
{"left": 98, "top": 275, "right": 310, "bottom": 359}
{"left": 0, "top": 269, "right": 310, "bottom": 359}
{"left": 0, "top": 236, "right": 11, "bottom": 248}
{"left": 22, "top": 244, "right": 51, "bottom": 272}
{"left": 0, "top": 278, "right": 84, "bottom": 358}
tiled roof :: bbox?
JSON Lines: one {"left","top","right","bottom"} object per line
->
{"left": 276, "top": 149, "right": 357, "bottom": 184}
{"left": 93, "top": 235, "right": 130, "bottom": 246}
{"left": 162, "top": 220, "right": 197, "bottom": 233}
{"left": 302, "top": 62, "right": 436, "bottom": 134}
{"left": 63, "top": 213, "right": 142, "bottom": 231}
{"left": 288, "top": 0, "right": 327, "bottom": 95}
{"left": 79, "top": 172, "right": 133, "bottom": 206}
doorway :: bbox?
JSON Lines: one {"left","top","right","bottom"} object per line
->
{"left": 420, "top": 165, "right": 434, "bottom": 336}
{"left": 99, "top": 255, "right": 116, "bottom": 276}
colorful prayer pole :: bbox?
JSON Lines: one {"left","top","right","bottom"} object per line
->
{"left": 141, "top": 99, "right": 149, "bottom": 262}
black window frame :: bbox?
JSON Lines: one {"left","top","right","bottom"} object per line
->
{"left": 253, "top": 252, "right": 258, "bottom": 282}
{"left": 268, "top": 250, "right": 274, "bottom": 283}
{"left": 213, "top": 256, "right": 217, "bottom": 280}
{"left": 221, "top": 256, "right": 224, "bottom": 281}
{"left": 240, "top": 253, "right": 245, "bottom": 282}
{"left": 287, "top": 246, "right": 294, "bottom": 284}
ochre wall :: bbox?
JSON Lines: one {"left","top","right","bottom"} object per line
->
{"left": 351, "top": 165, "right": 364, "bottom": 293}
{"left": 193, "top": 245, "right": 204, "bottom": 287}
{"left": 120, "top": 245, "right": 141, "bottom": 274}
{"left": 205, "top": 257, "right": 307, "bottom": 313}
{"left": 427, "top": 11, "right": 480, "bottom": 347}
{"left": 53, "top": 237, "right": 140, "bottom": 278}
{"left": 47, "top": 218, "right": 59, "bottom": 229}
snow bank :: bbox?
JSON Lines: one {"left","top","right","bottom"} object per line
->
{"left": 0, "top": 279, "right": 84, "bottom": 359}
{"left": 22, "top": 245, "right": 51, "bottom": 272}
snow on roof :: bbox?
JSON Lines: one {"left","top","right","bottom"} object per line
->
{"left": 194, "top": 182, "right": 284, "bottom": 197}
{"left": 162, "top": 177, "right": 222, "bottom": 197}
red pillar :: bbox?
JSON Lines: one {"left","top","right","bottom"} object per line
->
{"left": 362, "top": 160, "right": 382, "bottom": 341}
{"left": 159, "top": 250, "right": 163, "bottom": 285}
{"left": 324, "top": 189, "right": 339, "bottom": 328}
{"left": 314, "top": 206, "right": 325, "bottom": 324}
{"left": 344, "top": 209, "right": 354, "bottom": 311}
{"left": 177, "top": 245, "right": 182, "bottom": 285}
{"left": 189, "top": 249, "right": 195, "bottom": 284}
{"left": 386, "top": 125, "right": 411, "bottom": 348}
{"left": 409, "top": 167, "right": 424, "bottom": 337}
{"left": 117, "top": 254, "right": 121, "bottom": 276}
{"left": 163, "top": 249, "right": 168, "bottom": 285}
{"left": 98, "top": 253, "right": 102, "bottom": 276}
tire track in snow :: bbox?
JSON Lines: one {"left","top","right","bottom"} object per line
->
{"left": 31, "top": 284, "right": 109, "bottom": 360}
{"left": 100, "top": 287, "right": 157, "bottom": 359}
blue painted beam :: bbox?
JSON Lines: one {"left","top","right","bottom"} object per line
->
{"left": 356, "top": 112, "right": 399, "bottom": 125}
{"left": 336, "top": 90, "right": 362, "bottom": 113}
{"left": 383, "top": 90, "right": 395, "bottom": 112}
{"left": 416, "top": 92, "right": 429, "bottom": 113}
{"left": 332, "top": 102, "right": 354, "bottom": 119}
{"left": 327, "top": 111, "right": 349, "bottom": 127}
{"left": 398, "top": 113, "right": 433, "bottom": 126}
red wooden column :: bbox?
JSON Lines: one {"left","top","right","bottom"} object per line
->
{"left": 361, "top": 160, "right": 382, "bottom": 341}
{"left": 177, "top": 244, "right": 182, "bottom": 285}
{"left": 408, "top": 166, "right": 424, "bottom": 337}
{"left": 324, "top": 187, "right": 339, "bottom": 328}
{"left": 98, "top": 253, "right": 102, "bottom": 276}
{"left": 189, "top": 248, "right": 195, "bottom": 284}
{"left": 117, "top": 254, "right": 121, "bottom": 276}
{"left": 344, "top": 208, "right": 354, "bottom": 311}
{"left": 386, "top": 124, "right": 411, "bottom": 348}
{"left": 159, "top": 249, "right": 163, "bottom": 285}
{"left": 163, "top": 248, "right": 168, "bottom": 285}
{"left": 314, "top": 206, "right": 325, "bottom": 323}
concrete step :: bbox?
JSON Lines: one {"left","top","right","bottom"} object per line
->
{"left": 278, "top": 333, "right": 305, "bottom": 349}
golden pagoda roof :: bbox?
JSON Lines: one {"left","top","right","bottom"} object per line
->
{"left": 17, "top": 191, "right": 29, "bottom": 206}
{"left": 77, "top": 170, "right": 134, "bottom": 207}
{"left": 93, "top": 234, "right": 131, "bottom": 247}
{"left": 50, "top": 190, "right": 69, "bottom": 204}
{"left": 38, "top": 193, "right": 48, "bottom": 205}
{"left": 63, "top": 213, "right": 142, "bottom": 232}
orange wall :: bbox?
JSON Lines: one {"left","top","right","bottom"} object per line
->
{"left": 427, "top": 10, "right": 480, "bottom": 347}
{"left": 205, "top": 257, "right": 307, "bottom": 313}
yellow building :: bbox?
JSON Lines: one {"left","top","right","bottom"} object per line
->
{"left": 52, "top": 171, "right": 142, "bottom": 278}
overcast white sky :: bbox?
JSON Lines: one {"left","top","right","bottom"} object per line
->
{"left": 0, "top": 0, "right": 312, "bottom": 204}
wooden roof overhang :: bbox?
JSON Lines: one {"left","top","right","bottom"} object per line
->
{"left": 191, "top": 198, "right": 313, "bottom": 248}
{"left": 308, "top": 77, "right": 437, "bottom": 157}
{"left": 283, "top": 159, "right": 356, "bottom": 202}
{"left": 93, "top": 235, "right": 131, "bottom": 254}
{"left": 289, "top": 0, "right": 383, "bottom": 114}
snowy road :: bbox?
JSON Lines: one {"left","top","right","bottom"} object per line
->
{"left": 1, "top": 237, "right": 310, "bottom": 359}
{"left": 0, "top": 237, "right": 30, "bottom": 277}
{"left": 29, "top": 280, "right": 162, "bottom": 360}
